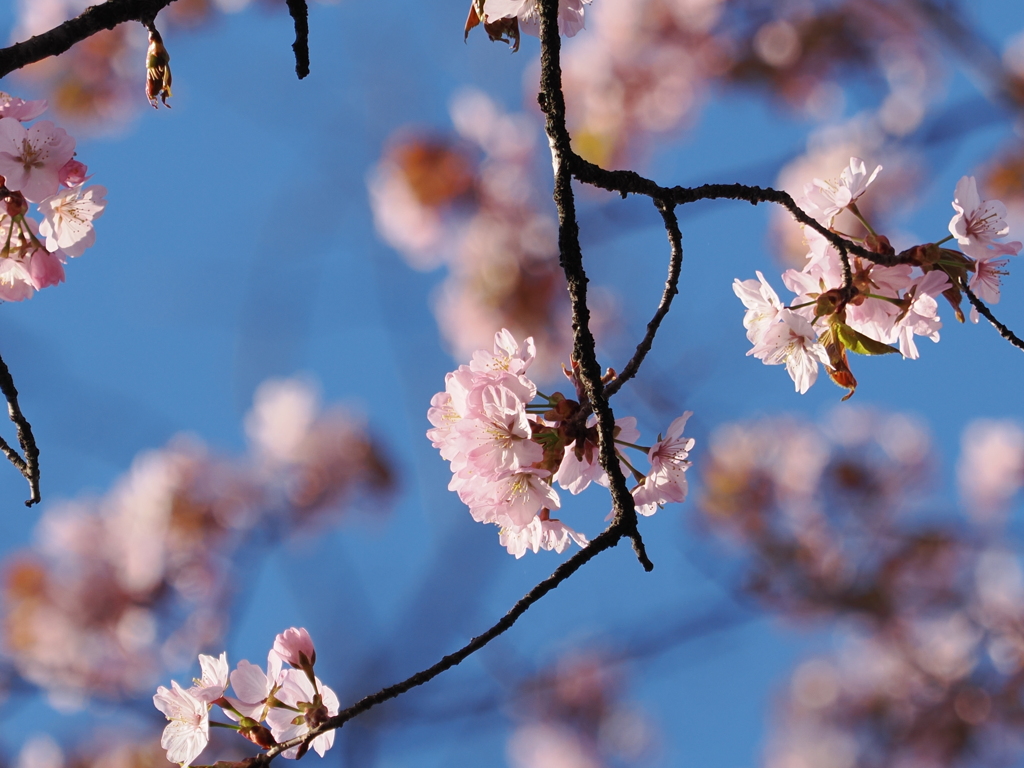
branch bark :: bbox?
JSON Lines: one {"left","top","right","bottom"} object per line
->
{"left": 0, "top": 0, "right": 180, "bottom": 80}
{"left": 0, "top": 350, "right": 40, "bottom": 506}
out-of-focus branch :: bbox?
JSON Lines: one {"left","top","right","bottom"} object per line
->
{"left": 605, "top": 200, "right": 683, "bottom": 398}
{"left": 285, "top": 0, "right": 310, "bottom": 79}
{"left": 0, "top": 0, "right": 179, "bottom": 80}
{"left": 0, "top": 351, "right": 40, "bottom": 506}
{"left": 535, "top": 0, "right": 652, "bottom": 572}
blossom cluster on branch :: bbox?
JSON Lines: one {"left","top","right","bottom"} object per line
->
{"left": 428, "top": 330, "right": 693, "bottom": 556}
{"left": 0, "top": 91, "right": 104, "bottom": 300}
{"left": 154, "top": 627, "right": 337, "bottom": 765}
{"left": 735, "top": 158, "right": 1021, "bottom": 396}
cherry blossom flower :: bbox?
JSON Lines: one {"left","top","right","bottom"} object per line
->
{"left": 455, "top": 384, "right": 542, "bottom": 475}
{"left": 37, "top": 184, "right": 107, "bottom": 257}
{"left": 58, "top": 159, "right": 89, "bottom": 188}
{"left": 190, "top": 652, "right": 229, "bottom": 704}
{"left": 733, "top": 271, "right": 783, "bottom": 343}
{"left": 888, "top": 270, "right": 948, "bottom": 359}
{"left": 273, "top": 627, "right": 316, "bottom": 669}
{"left": 949, "top": 176, "right": 1022, "bottom": 261}
{"left": 484, "top": 0, "right": 593, "bottom": 39}
{"left": 633, "top": 413, "right": 695, "bottom": 509}
{"left": 153, "top": 680, "right": 210, "bottom": 766}
{"left": 801, "top": 157, "right": 882, "bottom": 224}
{"left": 0, "top": 92, "right": 47, "bottom": 123}
{"left": 749, "top": 310, "right": 829, "bottom": 394}
{"left": 464, "top": 466, "right": 561, "bottom": 528}
{"left": 265, "top": 669, "right": 340, "bottom": 759}
{"left": 500, "top": 515, "right": 588, "bottom": 558}
{"left": 554, "top": 416, "right": 639, "bottom": 495}
{"left": 226, "top": 652, "right": 284, "bottom": 722}
{"left": 0, "top": 117, "right": 75, "bottom": 202}
{"left": 27, "top": 248, "right": 65, "bottom": 290}
{"left": 470, "top": 327, "right": 537, "bottom": 375}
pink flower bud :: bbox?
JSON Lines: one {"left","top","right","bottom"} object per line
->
{"left": 273, "top": 627, "right": 316, "bottom": 669}
{"left": 58, "top": 159, "right": 89, "bottom": 188}
{"left": 27, "top": 249, "right": 65, "bottom": 290}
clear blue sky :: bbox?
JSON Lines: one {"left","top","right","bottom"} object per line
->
{"left": 0, "top": 1, "right": 1023, "bottom": 766}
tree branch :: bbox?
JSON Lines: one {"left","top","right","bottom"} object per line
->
{"left": 963, "top": 284, "right": 1024, "bottom": 352}
{"left": 254, "top": 524, "right": 634, "bottom": 764}
{"left": 535, "top": 0, "right": 652, "bottom": 572}
{"left": 0, "top": 0, "right": 180, "bottom": 80}
{"left": 0, "top": 350, "right": 40, "bottom": 506}
{"left": 284, "top": 0, "right": 310, "bottom": 80}
{"left": 605, "top": 199, "right": 683, "bottom": 399}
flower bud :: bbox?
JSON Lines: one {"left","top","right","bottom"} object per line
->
{"left": 240, "top": 723, "right": 277, "bottom": 750}
{"left": 864, "top": 233, "right": 895, "bottom": 255}
{"left": 2, "top": 191, "right": 27, "bottom": 217}
{"left": 273, "top": 627, "right": 316, "bottom": 669}
{"left": 58, "top": 159, "right": 89, "bottom": 187}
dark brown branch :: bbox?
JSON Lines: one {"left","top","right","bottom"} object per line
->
{"left": 571, "top": 158, "right": 914, "bottom": 269}
{"left": 536, "top": 0, "right": 652, "bottom": 572}
{"left": 255, "top": 524, "right": 632, "bottom": 763}
{"left": 963, "top": 284, "right": 1024, "bottom": 352}
{"left": 0, "top": 351, "right": 40, "bottom": 506}
{"left": 605, "top": 199, "right": 683, "bottom": 399}
{"left": 0, "top": 0, "right": 179, "bottom": 80}
{"left": 284, "top": 0, "right": 310, "bottom": 80}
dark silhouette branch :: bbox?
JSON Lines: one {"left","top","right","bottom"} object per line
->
{"left": 605, "top": 199, "right": 683, "bottom": 399}
{"left": 0, "top": 351, "right": 40, "bottom": 506}
{"left": 285, "top": 0, "right": 310, "bottom": 79}
{"left": 963, "top": 284, "right": 1024, "bottom": 352}
{"left": 0, "top": 0, "right": 179, "bottom": 80}
{"left": 536, "top": 0, "right": 652, "bottom": 573}
{"left": 570, "top": 159, "right": 1024, "bottom": 354}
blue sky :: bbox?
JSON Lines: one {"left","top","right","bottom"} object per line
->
{"left": 1, "top": 1, "right": 1024, "bottom": 766}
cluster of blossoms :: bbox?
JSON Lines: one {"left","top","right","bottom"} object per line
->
{"left": 427, "top": 330, "right": 694, "bottom": 556}
{"left": 735, "top": 157, "right": 1021, "bottom": 396}
{"left": 0, "top": 92, "right": 105, "bottom": 300}
{"left": 154, "top": 628, "right": 339, "bottom": 765}
{"left": 699, "top": 411, "right": 1024, "bottom": 768}
{"left": 2, "top": 378, "right": 390, "bottom": 701}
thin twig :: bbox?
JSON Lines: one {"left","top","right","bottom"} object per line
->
{"left": 605, "top": 199, "right": 684, "bottom": 398}
{"left": 284, "top": 0, "right": 310, "bottom": 79}
{"left": 254, "top": 524, "right": 632, "bottom": 763}
{"left": 963, "top": 284, "right": 1024, "bottom": 352}
{"left": 536, "top": 0, "right": 652, "bottom": 572}
{"left": 0, "top": 351, "right": 40, "bottom": 506}
{"left": 569, "top": 158, "right": 915, "bottom": 269}
{"left": 0, "top": 0, "right": 179, "bottom": 79}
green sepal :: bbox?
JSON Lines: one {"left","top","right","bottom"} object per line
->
{"left": 833, "top": 321, "right": 900, "bottom": 356}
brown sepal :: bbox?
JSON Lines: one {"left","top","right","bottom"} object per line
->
{"left": 145, "top": 26, "right": 173, "bottom": 108}
{"left": 464, "top": 1, "right": 482, "bottom": 39}
{"left": 820, "top": 325, "right": 857, "bottom": 400}
{"left": 483, "top": 16, "right": 521, "bottom": 51}
{"left": 864, "top": 233, "right": 895, "bottom": 256}
{"left": 240, "top": 724, "right": 277, "bottom": 750}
